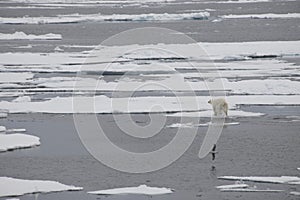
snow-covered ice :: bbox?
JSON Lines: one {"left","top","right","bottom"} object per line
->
{"left": 0, "top": 12, "right": 210, "bottom": 24}
{"left": 0, "top": 126, "right": 6, "bottom": 133}
{"left": 0, "top": 133, "right": 40, "bottom": 152}
{"left": 0, "top": 177, "right": 82, "bottom": 198}
{"left": 221, "top": 13, "right": 300, "bottom": 19}
{"left": 0, "top": 73, "right": 33, "bottom": 83}
{"left": 218, "top": 176, "right": 300, "bottom": 185}
{"left": 167, "top": 122, "right": 240, "bottom": 128}
{"left": 220, "top": 188, "right": 283, "bottom": 192}
{"left": 0, "top": 32, "right": 62, "bottom": 40}
{"left": 167, "top": 110, "right": 265, "bottom": 118}
{"left": 12, "top": 96, "right": 31, "bottom": 103}
{"left": 216, "top": 183, "right": 249, "bottom": 189}
{"left": 0, "top": 95, "right": 299, "bottom": 114}
{"left": 88, "top": 185, "right": 173, "bottom": 195}
{"left": 290, "top": 191, "right": 300, "bottom": 196}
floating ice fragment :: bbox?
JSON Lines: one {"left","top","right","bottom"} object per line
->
{"left": 220, "top": 188, "right": 283, "bottom": 192}
{"left": 221, "top": 13, "right": 300, "bottom": 19}
{"left": 216, "top": 183, "right": 249, "bottom": 189}
{"left": 218, "top": 176, "right": 300, "bottom": 185}
{"left": 12, "top": 96, "right": 31, "bottom": 103}
{"left": 0, "top": 32, "right": 62, "bottom": 40}
{"left": 290, "top": 191, "right": 300, "bottom": 196}
{"left": 0, "top": 126, "right": 6, "bottom": 133}
{"left": 88, "top": 185, "right": 173, "bottom": 195}
{"left": 0, "top": 133, "right": 40, "bottom": 152}
{"left": 0, "top": 177, "right": 82, "bottom": 198}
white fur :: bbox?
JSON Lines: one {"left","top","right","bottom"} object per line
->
{"left": 208, "top": 98, "right": 228, "bottom": 117}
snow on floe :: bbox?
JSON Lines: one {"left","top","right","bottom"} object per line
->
{"left": 221, "top": 13, "right": 300, "bottom": 19}
{"left": 0, "top": 126, "right": 6, "bottom": 132}
{"left": 0, "top": 133, "right": 40, "bottom": 152}
{"left": 167, "top": 122, "right": 240, "bottom": 128}
{"left": 0, "top": 73, "right": 33, "bottom": 83}
{"left": 0, "top": 95, "right": 298, "bottom": 114}
{"left": 88, "top": 185, "right": 173, "bottom": 195}
{"left": 167, "top": 110, "right": 265, "bottom": 118}
{"left": 0, "top": 177, "right": 82, "bottom": 198}
{"left": 290, "top": 191, "right": 300, "bottom": 196}
{"left": 216, "top": 183, "right": 249, "bottom": 189}
{"left": 12, "top": 96, "right": 31, "bottom": 103}
{"left": 1, "top": 41, "right": 299, "bottom": 68}
{"left": 0, "top": 12, "right": 209, "bottom": 24}
{"left": 218, "top": 176, "right": 300, "bottom": 185}
{"left": 220, "top": 188, "right": 283, "bottom": 192}
{"left": 0, "top": 32, "right": 62, "bottom": 40}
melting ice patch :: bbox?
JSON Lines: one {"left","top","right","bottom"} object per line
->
{"left": 221, "top": 13, "right": 300, "bottom": 19}
{"left": 88, "top": 185, "right": 173, "bottom": 195}
{"left": 0, "top": 177, "right": 82, "bottom": 198}
{"left": 0, "top": 133, "right": 40, "bottom": 152}
{"left": 218, "top": 176, "right": 300, "bottom": 185}
{"left": 0, "top": 12, "right": 210, "bottom": 24}
{"left": 0, "top": 32, "right": 62, "bottom": 40}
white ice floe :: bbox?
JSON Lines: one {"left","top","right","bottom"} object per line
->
{"left": 12, "top": 96, "right": 31, "bottom": 103}
{"left": 166, "top": 122, "right": 195, "bottom": 128}
{"left": 216, "top": 183, "right": 249, "bottom": 189}
{"left": 13, "top": 45, "right": 33, "bottom": 49}
{"left": 0, "top": 73, "right": 33, "bottom": 83}
{"left": 6, "top": 129, "right": 27, "bottom": 133}
{"left": 88, "top": 185, "right": 173, "bottom": 195}
{"left": 0, "top": 95, "right": 299, "bottom": 114}
{"left": 0, "top": 126, "right": 6, "bottom": 133}
{"left": 290, "top": 191, "right": 300, "bottom": 196}
{"left": 218, "top": 176, "right": 300, "bottom": 185}
{"left": 221, "top": 13, "right": 300, "bottom": 19}
{"left": 168, "top": 110, "right": 265, "bottom": 118}
{"left": 1, "top": 41, "right": 299, "bottom": 69}
{"left": 0, "top": 12, "right": 209, "bottom": 24}
{"left": 0, "top": 177, "right": 82, "bottom": 198}
{"left": 220, "top": 188, "right": 283, "bottom": 192}
{"left": 0, "top": 32, "right": 62, "bottom": 40}
{"left": 0, "top": 112, "right": 8, "bottom": 118}
{"left": 298, "top": 168, "right": 300, "bottom": 171}
{"left": 0, "top": 133, "right": 40, "bottom": 152}
{"left": 167, "top": 122, "right": 240, "bottom": 128}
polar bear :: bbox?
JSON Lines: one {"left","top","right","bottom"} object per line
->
{"left": 208, "top": 98, "right": 228, "bottom": 117}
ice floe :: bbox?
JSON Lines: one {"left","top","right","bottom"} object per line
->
{"left": 0, "top": 133, "right": 40, "bottom": 152}
{"left": 221, "top": 13, "right": 300, "bottom": 19}
{"left": 0, "top": 32, "right": 62, "bottom": 40}
{"left": 218, "top": 176, "right": 300, "bottom": 184}
{"left": 216, "top": 183, "right": 249, "bottom": 189}
{"left": 220, "top": 188, "right": 283, "bottom": 192}
{"left": 167, "top": 122, "right": 240, "bottom": 128}
{"left": 1, "top": 41, "right": 299, "bottom": 68}
{"left": 12, "top": 96, "right": 31, "bottom": 103}
{"left": 0, "top": 177, "right": 82, "bottom": 198}
{"left": 0, "top": 73, "right": 33, "bottom": 83}
{"left": 88, "top": 185, "right": 173, "bottom": 195}
{"left": 167, "top": 110, "right": 265, "bottom": 118}
{"left": 290, "top": 191, "right": 300, "bottom": 196}
{"left": 0, "top": 95, "right": 298, "bottom": 114}
{"left": 0, "top": 126, "right": 6, "bottom": 132}
{"left": 0, "top": 12, "right": 210, "bottom": 24}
